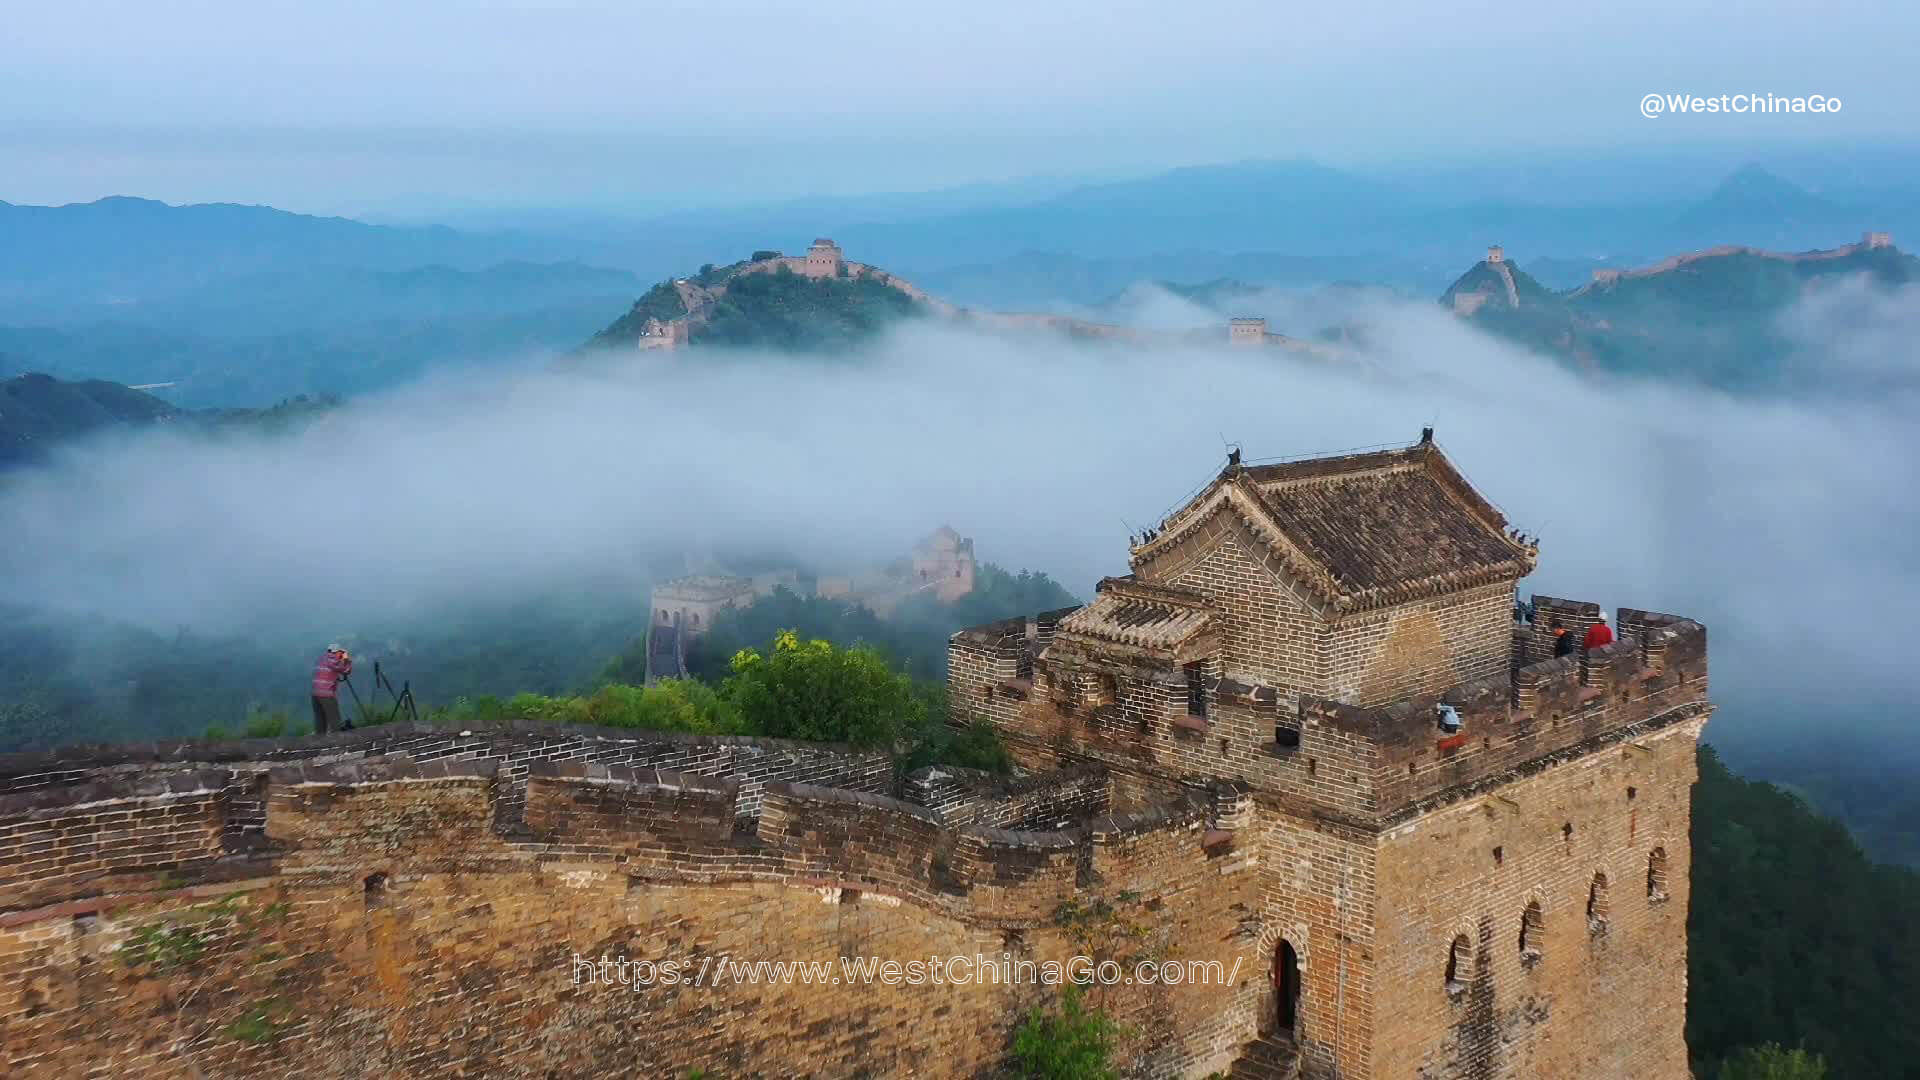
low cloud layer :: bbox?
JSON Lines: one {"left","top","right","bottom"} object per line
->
{"left": 4, "top": 293, "right": 1916, "bottom": 754}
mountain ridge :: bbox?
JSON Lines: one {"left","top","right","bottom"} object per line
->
{"left": 1440, "top": 231, "right": 1919, "bottom": 384}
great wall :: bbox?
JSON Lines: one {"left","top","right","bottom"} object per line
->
{"left": 0, "top": 435, "right": 1710, "bottom": 1078}
{"left": 0, "top": 723, "right": 1261, "bottom": 1077}
{"left": 625, "top": 238, "right": 1336, "bottom": 358}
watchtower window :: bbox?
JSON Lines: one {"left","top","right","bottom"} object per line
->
{"left": 1519, "top": 901, "right": 1544, "bottom": 962}
{"left": 1647, "top": 847, "right": 1669, "bottom": 901}
{"left": 1587, "top": 872, "right": 1610, "bottom": 933}
{"left": 1086, "top": 674, "right": 1117, "bottom": 708}
{"left": 1445, "top": 934, "right": 1471, "bottom": 995}
{"left": 1184, "top": 662, "right": 1207, "bottom": 719}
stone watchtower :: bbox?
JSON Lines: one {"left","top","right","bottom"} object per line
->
{"left": 803, "top": 238, "right": 845, "bottom": 279}
{"left": 911, "top": 525, "right": 978, "bottom": 602}
{"left": 1486, "top": 244, "right": 1505, "bottom": 265}
{"left": 1229, "top": 317, "right": 1269, "bottom": 346}
{"left": 646, "top": 575, "right": 756, "bottom": 681}
{"left": 949, "top": 432, "right": 1710, "bottom": 1078}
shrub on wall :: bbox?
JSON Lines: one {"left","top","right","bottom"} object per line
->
{"left": 1010, "top": 986, "right": 1122, "bottom": 1080}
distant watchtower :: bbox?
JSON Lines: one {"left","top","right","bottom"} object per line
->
{"left": 1864, "top": 231, "right": 1893, "bottom": 250}
{"left": 1486, "top": 244, "right": 1505, "bottom": 265}
{"left": 804, "top": 238, "right": 844, "bottom": 279}
{"left": 1229, "top": 317, "right": 1269, "bottom": 346}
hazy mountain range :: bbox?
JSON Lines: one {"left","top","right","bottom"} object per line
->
{"left": 4, "top": 158, "right": 1917, "bottom": 407}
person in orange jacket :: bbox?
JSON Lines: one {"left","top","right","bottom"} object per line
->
{"left": 1583, "top": 612, "right": 1615, "bottom": 651}
{"left": 1551, "top": 619, "right": 1577, "bottom": 658}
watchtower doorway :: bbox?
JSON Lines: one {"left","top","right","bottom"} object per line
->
{"left": 1274, "top": 940, "right": 1301, "bottom": 1034}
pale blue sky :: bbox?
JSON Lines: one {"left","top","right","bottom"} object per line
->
{"left": 3, "top": 0, "right": 1912, "bottom": 215}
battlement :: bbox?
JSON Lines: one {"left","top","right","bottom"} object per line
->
{"left": 0, "top": 723, "right": 1254, "bottom": 934}
{"left": 903, "top": 762, "right": 1110, "bottom": 828}
{"left": 1294, "top": 604, "right": 1706, "bottom": 822}
{"left": 950, "top": 594, "right": 1707, "bottom": 829}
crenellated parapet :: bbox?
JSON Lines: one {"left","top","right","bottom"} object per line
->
{"left": 950, "top": 596, "right": 1708, "bottom": 830}
{"left": 267, "top": 758, "right": 509, "bottom": 880}
{"left": 0, "top": 768, "right": 229, "bottom": 911}
{"left": 0, "top": 725, "right": 1257, "bottom": 940}
{"left": 0, "top": 737, "right": 1267, "bottom": 1080}
{"left": 903, "top": 762, "right": 1111, "bottom": 829}
{"left": 1276, "top": 604, "right": 1707, "bottom": 824}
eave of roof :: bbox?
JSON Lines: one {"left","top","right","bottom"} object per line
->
{"left": 1128, "top": 441, "right": 1538, "bottom": 613}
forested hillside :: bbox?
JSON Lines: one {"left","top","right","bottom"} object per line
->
{"left": 586, "top": 257, "right": 927, "bottom": 353}
{"left": 1439, "top": 238, "right": 1920, "bottom": 388}
{"left": 1688, "top": 746, "right": 1920, "bottom": 1078}
{"left": 0, "top": 372, "right": 341, "bottom": 468}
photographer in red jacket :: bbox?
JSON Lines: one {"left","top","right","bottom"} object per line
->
{"left": 310, "top": 645, "right": 354, "bottom": 733}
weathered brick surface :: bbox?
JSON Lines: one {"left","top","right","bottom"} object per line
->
{"left": 3, "top": 460, "right": 1713, "bottom": 1079}
{"left": 0, "top": 731, "right": 1262, "bottom": 1078}
{"left": 1370, "top": 713, "right": 1704, "bottom": 1080}
{"left": 954, "top": 556, "right": 1710, "bottom": 1080}
{"left": 0, "top": 769, "right": 228, "bottom": 910}
{"left": 904, "top": 763, "right": 1111, "bottom": 828}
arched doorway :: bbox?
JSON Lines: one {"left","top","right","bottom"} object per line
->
{"left": 1274, "top": 940, "right": 1301, "bottom": 1034}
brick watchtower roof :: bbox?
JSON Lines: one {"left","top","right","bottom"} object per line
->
{"left": 1131, "top": 438, "right": 1537, "bottom": 612}
{"left": 1055, "top": 578, "right": 1212, "bottom": 652}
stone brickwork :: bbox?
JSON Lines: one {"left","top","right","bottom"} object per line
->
{"left": 0, "top": 440, "right": 1712, "bottom": 1079}
{"left": 0, "top": 724, "right": 1265, "bottom": 1078}
{"left": 904, "top": 763, "right": 1111, "bottom": 829}
{"left": 947, "top": 439, "right": 1711, "bottom": 1079}
{"left": 0, "top": 769, "right": 228, "bottom": 911}
{"left": 1371, "top": 711, "right": 1703, "bottom": 1079}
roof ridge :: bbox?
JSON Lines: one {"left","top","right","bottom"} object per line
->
{"left": 1130, "top": 441, "right": 1535, "bottom": 613}
{"left": 1096, "top": 576, "right": 1210, "bottom": 608}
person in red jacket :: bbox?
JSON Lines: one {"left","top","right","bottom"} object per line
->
{"left": 1583, "top": 612, "right": 1615, "bottom": 651}
{"left": 311, "top": 645, "right": 353, "bottom": 733}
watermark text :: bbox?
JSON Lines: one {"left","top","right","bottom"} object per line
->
{"left": 569, "top": 952, "right": 1245, "bottom": 990}
{"left": 1641, "top": 93, "right": 1841, "bottom": 119}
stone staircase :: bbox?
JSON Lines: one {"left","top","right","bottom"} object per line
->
{"left": 1227, "top": 1033, "right": 1303, "bottom": 1080}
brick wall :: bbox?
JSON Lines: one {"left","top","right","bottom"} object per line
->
{"left": 0, "top": 769, "right": 228, "bottom": 910}
{"left": 1259, "top": 811, "right": 1380, "bottom": 1077}
{"left": 954, "top": 589, "right": 1710, "bottom": 1079}
{"left": 522, "top": 763, "right": 738, "bottom": 852}
{"left": 1161, "top": 521, "right": 1329, "bottom": 699}
{"left": 1326, "top": 583, "right": 1514, "bottom": 706}
{"left": 1369, "top": 713, "right": 1703, "bottom": 1079}
{"left": 0, "top": 724, "right": 895, "bottom": 839}
{"left": 903, "top": 763, "right": 1111, "bottom": 829}
{"left": 0, "top": 756, "right": 1265, "bottom": 1079}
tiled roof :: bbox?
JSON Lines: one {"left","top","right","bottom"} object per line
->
{"left": 1055, "top": 577, "right": 1211, "bottom": 651}
{"left": 1132, "top": 440, "right": 1536, "bottom": 612}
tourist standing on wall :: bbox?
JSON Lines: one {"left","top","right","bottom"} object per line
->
{"left": 311, "top": 645, "right": 353, "bottom": 733}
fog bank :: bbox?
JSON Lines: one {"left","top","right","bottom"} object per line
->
{"left": 4, "top": 297, "right": 1915, "bottom": 755}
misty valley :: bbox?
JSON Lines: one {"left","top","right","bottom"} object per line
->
{"left": 5, "top": 132, "right": 1920, "bottom": 1078}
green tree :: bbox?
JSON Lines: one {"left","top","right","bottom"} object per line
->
{"left": 1687, "top": 745, "right": 1920, "bottom": 1077}
{"left": 721, "top": 631, "right": 922, "bottom": 748}
{"left": 1010, "top": 986, "right": 1122, "bottom": 1080}
{"left": 1716, "top": 1045, "right": 1829, "bottom": 1080}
